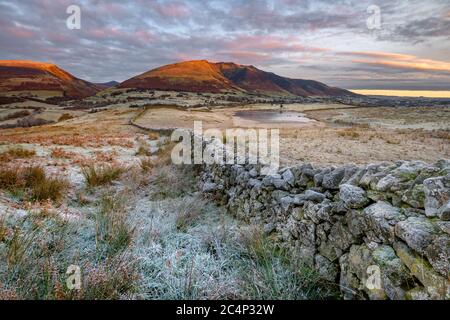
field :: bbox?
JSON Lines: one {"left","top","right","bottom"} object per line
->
{"left": 0, "top": 99, "right": 448, "bottom": 299}
{"left": 132, "top": 103, "right": 450, "bottom": 166}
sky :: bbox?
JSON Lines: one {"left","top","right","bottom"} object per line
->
{"left": 0, "top": 0, "right": 449, "bottom": 90}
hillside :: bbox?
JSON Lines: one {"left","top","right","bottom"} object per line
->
{"left": 119, "top": 60, "right": 354, "bottom": 96}
{"left": 0, "top": 60, "right": 103, "bottom": 98}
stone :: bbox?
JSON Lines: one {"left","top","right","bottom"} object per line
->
{"left": 313, "top": 170, "right": 326, "bottom": 187}
{"left": 376, "top": 174, "right": 399, "bottom": 192}
{"left": 437, "top": 221, "right": 450, "bottom": 235}
{"left": 425, "top": 236, "right": 450, "bottom": 277}
{"left": 423, "top": 175, "right": 450, "bottom": 217}
{"left": 322, "top": 167, "right": 345, "bottom": 189}
{"left": 393, "top": 161, "right": 429, "bottom": 181}
{"left": 280, "top": 196, "right": 294, "bottom": 211}
{"left": 248, "top": 178, "right": 262, "bottom": 188}
{"left": 273, "top": 178, "right": 288, "bottom": 190}
{"left": 341, "top": 165, "right": 359, "bottom": 184}
{"left": 271, "top": 190, "right": 289, "bottom": 202}
{"left": 318, "top": 239, "right": 342, "bottom": 262}
{"left": 202, "top": 182, "right": 218, "bottom": 192}
{"left": 345, "top": 210, "right": 367, "bottom": 238}
{"left": 438, "top": 200, "right": 450, "bottom": 221}
{"left": 372, "top": 245, "right": 412, "bottom": 300}
{"left": 347, "top": 244, "right": 387, "bottom": 300}
{"left": 394, "top": 241, "right": 449, "bottom": 299}
{"left": 395, "top": 217, "right": 440, "bottom": 256}
{"left": 291, "top": 220, "right": 316, "bottom": 267}
{"left": 294, "top": 190, "right": 326, "bottom": 203}
{"left": 346, "top": 168, "right": 366, "bottom": 186}
{"left": 262, "top": 174, "right": 281, "bottom": 187}
{"left": 401, "top": 184, "right": 426, "bottom": 209}
{"left": 291, "top": 207, "right": 304, "bottom": 220}
{"left": 282, "top": 169, "right": 295, "bottom": 186}
{"left": 339, "top": 253, "right": 360, "bottom": 300}
{"left": 328, "top": 221, "right": 356, "bottom": 251}
{"left": 263, "top": 223, "right": 276, "bottom": 235}
{"left": 249, "top": 168, "right": 258, "bottom": 177}
{"left": 314, "top": 254, "right": 339, "bottom": 282}
{"left": 363, "top": 201, "right": 403, "bottom": 243}
{"left": 304, "top": 201, "right": 332, "bottom": 224}
{"left": 405, "top": 287, "right": 431, "bottom": 300}
{"left": 339, "top": 184, "right": 370, "bottom": 209}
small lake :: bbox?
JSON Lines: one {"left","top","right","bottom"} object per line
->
{"left": 234, "top": 110, "right": 315, "bottom": 124}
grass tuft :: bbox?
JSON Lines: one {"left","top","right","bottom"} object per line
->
{"left": 9, "top": 147, "right": 36, "bottom": 158}
{"left": 82, "top": 164, "right": 124, "bottom": 188}
{"left": 0, "top": 166, "right": 68, "bottom": 202}
{"left": 96, "top": 194, "right": 134, "bottom": 256}
{"left": 139, "top": 157, "right": 153, "bottom": 172}
{"left": 238, "top": 227, "right": 339, "bottom": 300}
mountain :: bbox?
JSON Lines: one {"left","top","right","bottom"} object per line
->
{"left": 119, "top": 60, "right": 353, "bottom": 96}
{"left": 119, "top": 60, "right": 239, "bottom": 93}
{"left": 94, "top": 81, "right": 119, "bottom": 89}
{"left": 0, "top": 60, "right": 103, "bottom": 98}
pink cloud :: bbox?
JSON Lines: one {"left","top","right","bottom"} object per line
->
{"left": 6, "top": 26, "right": 36, "bottom": 39}
{"left": 155, "top": 2, "right": 190, "bottom": 18}
{"left": 344, "top": 51, "right": 450, "bottom": 73}
{"left": 225, "top": 35, "right": 327, "bottom": 53}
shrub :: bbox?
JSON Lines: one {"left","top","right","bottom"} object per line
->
{"left": 50, "top": 148, "right": 75, "bottom": 159}
{"left": 58, "top": 113, "right": 74, "bottom": 122}
{"left": 0, "top": 110, "right": 31, "bottom": 121}
{"left": 82, "top": 164, "right": 124, "bottom": 187}
{"left": 15, "top": 117, "right": 54, "bottom": 128}
{"left": 337, "top": 128, "right": 360, "bottom": 139}
{"left": 1, "top": 147, "right": 36, "bottom": 159}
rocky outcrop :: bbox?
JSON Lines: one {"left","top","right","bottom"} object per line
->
{"left": 200, "top": 157, "right": 450, "bottom": 300}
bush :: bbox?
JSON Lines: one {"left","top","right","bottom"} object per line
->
{"left": 58, "top": 113, "right": 74, "bottom": 122}
{"left": 0, "top": 110, "right": 31, "bottom": 121}
{"left": 0, "top": 148, "right": 36, "bottom": 160}
{"left": 16, "top": 117, "right": 54, "bottom": 128}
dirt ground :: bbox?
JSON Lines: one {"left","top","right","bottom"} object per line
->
{"left": 132, "top": 104, "right": 449, "bottom": 166}
{"left": 1, "top": 103, "right": 448, "bottom": 168}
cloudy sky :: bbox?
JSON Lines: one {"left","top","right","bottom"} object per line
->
{"left": 1, "top": 0, "right": 449, "bottom": 89}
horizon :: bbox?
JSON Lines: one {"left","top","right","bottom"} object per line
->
{"left": 1, "top": 0, "right": 449, "bottom": 91}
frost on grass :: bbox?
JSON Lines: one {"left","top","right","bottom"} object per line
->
{"left": 128, "top": 193, "right": 338, "bottom": 300}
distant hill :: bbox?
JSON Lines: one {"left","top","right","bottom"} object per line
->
{"left": 94, "top": 81, "right": 119, "bottom": 89}
{"left": 0, "top": 60, "right": 104, "bottom": 98}
{"left": 119, "top": 60, "right": 354, "bottom": 97}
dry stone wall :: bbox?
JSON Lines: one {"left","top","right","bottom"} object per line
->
{"left": 200, "top": 158, "right": 450, "bottom": 300}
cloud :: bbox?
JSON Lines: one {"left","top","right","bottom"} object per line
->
{"left": 0, "top": 0, "right": 449, "bottom": 90}
{"left": 341, "top": 51, "right": 450, "bottom": 73}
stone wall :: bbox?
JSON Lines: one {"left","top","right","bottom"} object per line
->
{"left": 200, "top": 157, "right": 450, "bottom": 300}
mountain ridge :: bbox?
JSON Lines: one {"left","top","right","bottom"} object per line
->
{"left": 119, "top": 60, "right": 354, "bottom": 97}
{"left": 0, "top": 60, "right": 103, "bottom": 98}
